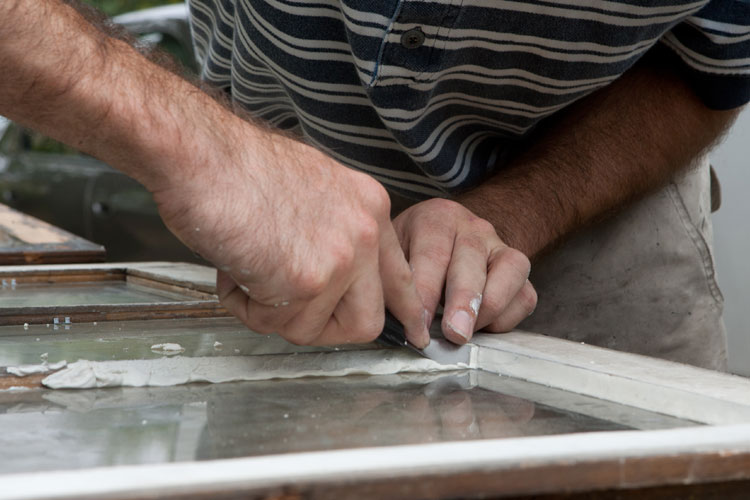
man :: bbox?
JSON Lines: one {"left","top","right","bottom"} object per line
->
{"left": 0, "top": 1, "right": 747, "bottom": 369}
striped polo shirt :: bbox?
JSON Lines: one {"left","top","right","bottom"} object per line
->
{"left": 187, "top": 0, "right": 750, "bottom": 200}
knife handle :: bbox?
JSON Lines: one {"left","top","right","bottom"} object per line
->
{"left": 375, "top": 310, "right": 408, "bottom": 347}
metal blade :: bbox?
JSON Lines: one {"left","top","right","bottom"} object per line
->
{"left": 376, "top": 311, "right": 472, "bottom": 365}
{"left": 420, "top": 338, "right": 473, "bottom": 366}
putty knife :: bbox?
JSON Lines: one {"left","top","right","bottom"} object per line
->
{"left": 376, "top": 311, "right": 473, "bottom": 365}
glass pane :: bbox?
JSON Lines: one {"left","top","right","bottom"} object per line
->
{"left": 0, "top": 372, "right": 697, "bottom": 475}
{"left": 0, "top": 318, "right": 368, "bottom": 367}
{"left": 0, "top": 280, "right": 196, "bottom": 307}
{"left": 0, "top": 318, "right": 700, "bottom": 476}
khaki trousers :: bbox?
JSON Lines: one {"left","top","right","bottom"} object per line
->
{"left": 519, "top": 158, "right": 727, "bottom": 370}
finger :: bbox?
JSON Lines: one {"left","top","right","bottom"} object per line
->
{"left": 441, "top": 233, "right": 489, "bottom": 344}
{"left": 475, "top": 246, "right": 531, "bottom": 330}
{"left": 242, "top": 297, "right": 306, "bottom": 336}
{"left": 379, "top": 223, "right": 430, "bottom": 348}
{"left": 216, "top": 270, "right": 252, "bottom": 326}
{"left": 403, "top": 217, "right": 453, "bottom": 332}
{"left": 485, "top": 279, "right": 538, "bottom": 332}
{"left": 304, "top": 269, "right": 385, "bottom": 346}
{"left": 217, "top": 271, "right": 309, "bottom": 335}
{"left": 269, "top": 277, "right": 348, "bottom": 345}
{"left": 247, "top": 273, "right": 384, "bottom": 346}
{"left": 391, "top": 213, "right": 412, "bottom": 259}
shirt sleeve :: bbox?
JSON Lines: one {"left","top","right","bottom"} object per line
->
{"left": 659, "top": 0, "right": 750, "bottom": 110}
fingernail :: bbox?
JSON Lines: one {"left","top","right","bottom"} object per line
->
{"left": 447, "top": 310, "right": 473, "bottom": 341}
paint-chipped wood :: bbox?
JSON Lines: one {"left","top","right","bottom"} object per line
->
{"left": 3, "top": 425, "right": 750, "bottom": 500}
{"left": 0, "top": 372, "right": 47, "bottom": 390}
{"left": 0, "top": 263, "right": 227, "bottom": 326}
{"left": 473, "top": 333, "right": 750, "bottom": 425}
{"left": 0, "top": 204, "right": 105, "bottom": 264}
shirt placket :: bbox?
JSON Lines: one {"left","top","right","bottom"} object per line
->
{"left": 369, "top": 0, "right": 461, "bottom": 87}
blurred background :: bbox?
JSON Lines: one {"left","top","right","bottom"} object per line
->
{"left": 712, "top": 110, "right": 750, "bottom": 375}
{"left": 83, "top": 0, "right": 181, "bottom": 16}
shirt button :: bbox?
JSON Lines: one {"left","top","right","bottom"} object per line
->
{"left": 401, "top": 28, "right": 425, "bottom": 49}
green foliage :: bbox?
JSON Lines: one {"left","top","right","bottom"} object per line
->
{"left": 81, "top": 0, "right": 183, "bottom": 17}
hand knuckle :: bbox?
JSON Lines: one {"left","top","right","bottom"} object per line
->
{"left": 291, "top": 268, "right": 328, "bottom": 298}
{"left": 473, "top": 218, "right": 496, "bottom": 235}
{"left": 522, "top": 283, "right": 538, "bottom": 313}
{"left": 428, "top": 197, "right": 460, "bottom": 214}
{"left": 355, "top": 216, "right": 380, "bottom": 248}
{"left": 359, "top": 175, "right": 391, "bottom": 216}
{"left": 506, "top": 247, "right": 531, "bottom": 274}
{"left": 394, "top": 265, "right": 414, "bottom": 287}
{"left": 329, "top": 239, "right": 357, "bottom": 273}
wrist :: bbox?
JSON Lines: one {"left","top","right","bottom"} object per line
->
{"left": 456, "top": 170, "right": 562, "bottom": 260}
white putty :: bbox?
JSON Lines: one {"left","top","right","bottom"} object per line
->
{"left": 150, "top": 343, "right": 185, "bottom": 355}
{"left": 469, "top": 294, "right": 482, "bottom": 317}
{"left": 213, "top": 341, "right": 223, "bottom": 349}
{"left": 40, "top": 353, "right": 48, "bottom": 361}
{"left": 1, "top": 386, "right": 31, "bottom": 392}
{"left": 7, "top": 360, "right": 67, "bottom": 377}
{"left": 42, "top": 350, "right": 472, "bottom": 390}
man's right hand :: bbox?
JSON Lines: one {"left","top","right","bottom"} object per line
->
{"left": 0, "top": 0, "right": 428, "bottom": 348}
{"left": 153, "top": 131, "right": 430, "bottom": 348}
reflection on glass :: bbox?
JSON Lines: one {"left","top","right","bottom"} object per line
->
{"left": 0, "top": 281, "right": 193, "bottom": 307}
{"left": 0, "top": 318, "right": 371, "bottom": 367}
{"left": 0, "top": 372, "right": 697, "bottom": 475}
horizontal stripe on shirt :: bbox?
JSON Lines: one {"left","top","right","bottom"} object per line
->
{"left": 188, "top": 0, "right": 750, "bottom": 199}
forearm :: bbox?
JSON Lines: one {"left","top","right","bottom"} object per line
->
{"left": 458, "top": 52, "right": 741, "bottom": 259}
{"left": 0, "top": 0, "right": 253, "bottom": 192}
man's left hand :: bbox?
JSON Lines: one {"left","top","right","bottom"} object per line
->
{"left": 392, "top": 199, "right": 537, "bottom": 344}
